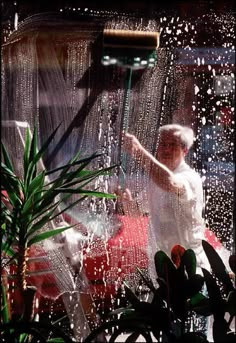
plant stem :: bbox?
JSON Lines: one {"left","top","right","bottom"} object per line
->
{"left": 17, "top": 242, "right": 37, "bottom": 321}
{"left": 17, "top": 242, "right": 28, "bottom": 292}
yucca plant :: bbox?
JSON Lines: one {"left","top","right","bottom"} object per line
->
{"left": 0, "top": 124, "right": 115, "bottom": 328}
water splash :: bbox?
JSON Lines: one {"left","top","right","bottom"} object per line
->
{"left": 1, "top": 8, "right": 235, "bottom": 340}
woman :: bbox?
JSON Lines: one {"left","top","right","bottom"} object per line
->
{"left": 122, "top": 124, "right": 210, "bottom": 278}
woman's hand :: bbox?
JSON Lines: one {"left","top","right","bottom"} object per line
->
{"left": 123, "top": 132, "right": 143, "bottom": 157}
{"left": 115, "top": 186, "right": 133, "bottom": 201}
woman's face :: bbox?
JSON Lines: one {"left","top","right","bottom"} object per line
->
{"left": 156, "top": 131, "right": 186, "bottom": 170}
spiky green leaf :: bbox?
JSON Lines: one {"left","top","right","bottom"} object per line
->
{"left": 23, "top": 127, "right": 31, "bottom": 180}
{"left": 26, "top": 208, "right": 56, "bottom": 238}
{"left": 202, "top": 240, "right": 234, "bottom": 294}
{"left": 27, "top": 225, "right": 74, "bottom": 246}
{"left": 45, "top": 154, "right": 101, "bottom": 177}
{"left": 185, "top": 274, "right": 204, "bottom": 297}
{"left": 1, "top": 283, "right": 10, "bottom": 323}
{"left": 32, "top": 123, "right": 61, "bottom": 166}
{"left": 123, "top": 283, "right": 141, "bottom": 308}
{"left": 225, "top": 290, "right": 236, "bottom": 317}
{"left": 1, "top": 142, "right": 14, "bottom": 172}
{"left": 24, "top": 159, "right": 38, "bottom": 189}
{"left": 180, "top": 249, "right": 196, "bottom": 278}
{"left": 202, "top": 267, "right": 225, "bottom": 318}
{"left": 229, "top": 255, "right": 236, "bottom": 274}
{"left": 21, "top": 193, "right": 36, "bottom": 216}
{"left": 48, "top": 195, "right": 88, "bottom": 223}
{"left": 26, "top": 171, "right": 45, "bottom": 197}
{"left": 56, "top": 188, "right": 116, "bottom": 198}
{"left": 154, "top": 250, "right": 177, "bottom": 284}
{"left": 1, "top": 240, "right": 16, "bottom": 258}
{"left": 136, "top": 267, "right": 156, "bottom": 293}
{"left": 29, "top": 127, "right": 37, "bottom": 163}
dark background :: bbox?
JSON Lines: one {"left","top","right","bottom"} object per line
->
{"left": 2, "top": 0, "right": 235, "bottom": 24}
{"left": 2, "top": 0, "right": 235, "bottom": 46}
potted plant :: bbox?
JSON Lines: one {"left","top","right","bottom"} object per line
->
{"left": 0, "top": 124, "right": 115, "bottom": 341}
{"left": 83, "top": 241, "right": 235, "bottom": 342}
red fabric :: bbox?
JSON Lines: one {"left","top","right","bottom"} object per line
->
{"left": 84, "top": 215, "right": 148, "bottom": 268}
{"left": 7, "top": 246, "right": 61, "bottom": 315}
{"left": 27, "top": 246, "right": 61, "bottom": 300}
{"left": 204, "top": 227, "right": 222, "bottom": 249}
{"left": 83, "top": 215, "right": 149, "bottom": 297}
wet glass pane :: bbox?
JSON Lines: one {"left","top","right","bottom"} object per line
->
{"left": 1, "top": 3, "right": 235, "bottom": 342}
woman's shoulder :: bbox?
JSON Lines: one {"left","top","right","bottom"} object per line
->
{"left": 175, "top": 161, "right": 201, "bottom": 179}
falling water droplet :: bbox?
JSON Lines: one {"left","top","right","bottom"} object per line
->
{"left": 194, "top": 85, "right": 200, "bottom": 94}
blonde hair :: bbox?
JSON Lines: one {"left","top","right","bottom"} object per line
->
{"left": 159, "top": 124, "right": 194, "bottom": 150}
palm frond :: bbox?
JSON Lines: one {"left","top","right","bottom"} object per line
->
{"left": 27, "top": 225, "right": 75, "bottom": 246}
{"left": 32, "top": 123, "right": 61, "bottom": 166}
{"left": 23, "top": 127, "right": 31, "bottom": 181}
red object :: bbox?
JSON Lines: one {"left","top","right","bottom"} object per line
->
{"left": 27, "top": 246, "right": 61, "bottom": 299}
{"left": 204, "top": 227, "right": 222, "bottom": 249}
{"left": 6, "top": 246, "right": 61, "bottom": 315}
{"left": 83, "top": 215, "right": 148, "bottom": 304}
{"left": 5, "top": 215, "right": 149, "bottom": 314}
{"left": 171, "top": 244, "right": 186, "bottom": 268}
{"left": 1, "top": 190, "right": 10, "bottom": 206}
{"left": 220, "top": 107, "right": 232, "bottom": 125}
{"left": 3, "top": 203, "right": 223, "bottom": 315}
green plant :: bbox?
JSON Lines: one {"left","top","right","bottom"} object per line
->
{"left": 201, "top": 240, "right": 235, "bottom": 343}
{"left": 0, "top": 125, "right": 115, "bottom": 341}
{"left": 84, "top": 241, "right": 235, "bottom": 342}
{"left": 84, "top": 245, "right": 208, "bottom": 342}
